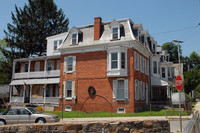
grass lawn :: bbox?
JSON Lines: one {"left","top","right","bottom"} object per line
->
{"left": 44, "top": 108, "right": 189, "bottom": 118}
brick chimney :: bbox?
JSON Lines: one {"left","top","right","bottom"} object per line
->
{"left": 94, "top": 17, "right": 102, "bottom": 40}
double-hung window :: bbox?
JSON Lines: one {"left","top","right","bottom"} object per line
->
{"left": 111, "top": 53, "right": 118, "bottom": 69}
{"left": 153, "top": 61, "right": 157, "bottom": 74}
{"left": 135, "top": 80, "right": 139, "bottom": 100}
{"left": 54, "top": 40, "right": 63, "bottom": 50}
{"left": 162, "top": 67, "right": 165, "bottom": 78}
{"left": 22, "top": 63, "right": 28, "bottom": 72}
{"left": 64, "top": 56, "right": 76, "bottom": 73}
{"left": 63, "top": 80, "right": 75, "bottom": 99}
{"left": 72, "top": 34, "right": 77, "bottom": 45}
{"left": 141, "top": 82, "right": 145, "bottom": 100}
{"left": 47, "top": 61, "right": 54, "bottom": 71}
{"left": 134, "top": 52, "right": 139, "bottom": 71}
{"left": 112, "top": 27, "right": 119, "bottom": 40}
{"left": 145, "top": 59, "right": 149, "bottom": 75}
{"left": 140, "top": 56, "right": 144, "bottom": 73}
{"left": 113, "top": 79, "right": 129, "bottom": 100}
{"left": 121, "top": 53, "right": 125, "bottom": 69}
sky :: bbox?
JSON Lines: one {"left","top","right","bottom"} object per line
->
{"left": 0, "top": 0, "right": 200, "bottom": 57}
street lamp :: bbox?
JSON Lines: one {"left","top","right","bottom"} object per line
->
{"left": 173, "top": 40, "right": 183, "bottom": 133}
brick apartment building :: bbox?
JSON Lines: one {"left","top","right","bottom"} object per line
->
{"left": 9, "top": 17, "right": 175, "bottom": 113}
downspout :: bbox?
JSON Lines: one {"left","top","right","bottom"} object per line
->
{"left": 149, "top": 54, "right": 153, "bottom": 103}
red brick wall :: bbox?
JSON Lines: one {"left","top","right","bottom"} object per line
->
{"left": 56, "top": 49, "right": 148, "bottom": 113}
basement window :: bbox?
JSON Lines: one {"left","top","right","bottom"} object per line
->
{"left": 117, "top": 107, "right": 125, "bottom": 113}
{"left": 65, "top": 105, "right": 72, "bottom": 111}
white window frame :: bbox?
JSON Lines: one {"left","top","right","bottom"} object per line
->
{"left": 34, "top": 61, "right": 40, "bottom": 72}
{"left": 153, "top": 61, "right": 157, "bottom": 74}
{"left": 134, "top": 52, "right": 139, "bottom": 71}
{"left": 140, "top": 55, "right": 144, "bottom": 73}
{"left": 135, "top": 80, "right": 139, "bottom": 100}
{"left": 70, "top": 32, "right": 78, "bottom": 45}
{"left": 145, "top": 59, "right": 149, "bottom": 75}
{"left": 108, "top": 49, "right": 127, "bottom": 71}
{"left": 64, "top": 80, "right": 75, "bottom": 100}
{"left": 117, "top": 107, "right": 125, "bottom": 113}
{"left": 65, "top": 105, "right": 72, "bottom": 111}
{"left": 54, "top": 40, "right": 63, "bottom": 50}
{"left": 142, "top": 82, "right": 145, "bottom": 100}
{"left": 47, "top": 61, "right": 54, "bottom": 71}
{"left": 111, "top": 26, "right": 120, "bottom": 40}
{"left": 57, "top": 60, "right": 60, "bottom": 70}
{"left": 113, "top": 79, "right": 129, "bottom": 100}
{"left": 64, "top": 56, "right": 76, "bottom": 73}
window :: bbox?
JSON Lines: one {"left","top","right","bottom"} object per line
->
{"left": 140, "top": 56, "right": 144, "bottom": 73}
{"left": 67, "top": 57, "right": 73, "bottom": 71}
{"left": 47, "top": 61, "right": 54, "bottom": 71}
{"left": 158, "top": 62, "right": 160, "bottom": 74}
{"left": 72, "top": 34, "right": 77, "bottom": 45}
{"left": 153, "top": 61, "right": 157, "bottom": 74}
{"left": 121, "top": 53, "right": 125, "bottom": 69}
{"left": 135, "top": 80, "right": 139, "bottom": 100}
{"left": 65, "top": 80, "right": 75, "bottom": 99}
{"left": 57, "top": 60, "right": 60, "bottom": 70}
{"left": 64, "top": 56, "right": 76, "bottom": 72}
{"left": 162, "top": 67, "right": 165, "bottom": 78}
{"left": 111, "top": 53, "right": 118, "bottom": 69}
{"left": 113, "top": 79, "right": 129, "bottom": 100}
{"left": 141, "top": 82, "right": 145, "bottom": 100}
{"left": 168, "top": 67, "right": 171, "bottom": 77}
{"left": 34, "top": 62, "right": 40, "bottom": 72}
{"left": 145, "top": 59, "right": 149, "bottom": 75}
{"left": 134, "top": 52, "right": 139, "bottom": 71}
{"left": 54, "top": 40, "right": 63, "bottom": 50}
{"left": 22, "top": 63, "right": 28, "bottom": 72}
{"left": 112, "top": 27, "right": 119, "bottom": 40}
{"left": 65, "top": 105, "right": 72, "bottom": 111}
{"left": 117, "top": 107, "right": 125, "bottom": 113}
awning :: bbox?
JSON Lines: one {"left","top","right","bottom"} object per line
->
{"left": 151, "top": 76, "right": 168, "bottom": 86}
{"left": 10, "top": 78, "right": 60, "bottom": 85}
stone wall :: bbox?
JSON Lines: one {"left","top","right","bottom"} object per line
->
{"left": 0, "top": 120, "right": 170, "bottom": 133}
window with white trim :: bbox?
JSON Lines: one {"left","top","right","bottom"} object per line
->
{"left": 168, "top": 67, "right": 171, "bottom": 77}
{"left": 139, "top": 81, "right": 142, "bottom": 100}
{"left": 112, "top": 27, "right": 119, "bottom": 40}
{"left": 117, "top": 107, "right": 125, "bottom": 113}
{"left": 113, "top": 79, "right": 129, "bottom": 100}
{"left": 142, "top": 82, "right": 145, "bottom": 100}
{"left": 135, "top": 80, "right": 139, "bottom": 100}
{"left": 65, "top": 105, "right": 72, "bottom": 111}
{"left": 57, "top": 60, "right": 60, "bottom": 70}
{"left": 47, "top": 61, "right": 54, "bottom": 71}
{"left": 145, "top": 59, "right": 149, "bottom": 75}
{"left": 134, "top": 52, "right": 139, "bottom": 71}
{"left": 162, "top": 67, "right": 165, "bottom": 78}
{"left": 63, "top": 80, "right": 75, "bottom": 99}
{"left": 153, "top": 61, "right": 157, "bottom": 74}
{"left": 22, "top": 63, "right": 28, "bottom": 72}
{"left": 140, "top": 55, "right": 144, "bottom": 73}
{"left": 54, "top": 40, "right": 63, "bottom": 50}
{"left": 64, "top": 56, "right": 76, "bottom": 73}
{"left": 111, "top": 53, "right": 118, "bottom": 69}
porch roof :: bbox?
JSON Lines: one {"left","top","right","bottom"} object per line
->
{"left": 151, "top": 76, "right": 168, "bottom": 86}
{"left": 10, "top": 78, "right": 59, "bottom": 85}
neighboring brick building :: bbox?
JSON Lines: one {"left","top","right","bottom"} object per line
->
{"left": 9, "top": 17, "right": 176, "bottom": 113}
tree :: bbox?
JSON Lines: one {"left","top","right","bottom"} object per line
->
{"left": 162, "top": 42, "right": 182, "bottom": 63}
{"left": 4, "top": 0, "right": 69, "bottom": 57}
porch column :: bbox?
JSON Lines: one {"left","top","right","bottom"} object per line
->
{"left": 43, "top": 84, "right": 47, "bottom": 104}
{"left": 9, "top": 86, "right": 12, "bottom": 103}
{"left": 23, "top": 85, "right": 26, "bottom": 103}
{"left": 44, "top": 57, "right": 47, "bottom": 77}
{"left": 28, "top": 60, "right": 31, "bottom": 78}
{"left": 30, "top": 85, "right": 32, "bottom": 104}
{"left": 12, "top": 61, "right": 16, "bottom": 79}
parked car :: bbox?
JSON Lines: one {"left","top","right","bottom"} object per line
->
{"left": 0, "top": 107, "right": 60, "bottom": 125}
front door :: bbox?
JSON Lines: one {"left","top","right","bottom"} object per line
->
{"left": 24, "top": 88, "right": 30, "bottom": 103}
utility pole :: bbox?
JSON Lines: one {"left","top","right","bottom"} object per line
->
{"left": 173, "top": 40, "right": 183, "bottom": 132}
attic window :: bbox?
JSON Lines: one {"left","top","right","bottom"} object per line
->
{"left": 71, "top": 33, "right": 77, "bottom": 45}
{"left": 112, "top": 27, "right": 119, "bottom": 40}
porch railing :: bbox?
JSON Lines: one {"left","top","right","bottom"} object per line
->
{"left": 10, "top": 97, "right": 24, "bottom": 103}
{"left": 31, "top": 97, "right": 59, "bottom": 104}
{"left": 14, "top": 70, "right": 60, "bottom": 79}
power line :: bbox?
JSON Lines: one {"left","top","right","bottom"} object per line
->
{"left": 152, "top": 25, "right": 197, "bottom": 35}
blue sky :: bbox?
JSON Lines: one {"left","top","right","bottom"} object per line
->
{"left": 0, "top": 0, "right": 200, "bottom": 57}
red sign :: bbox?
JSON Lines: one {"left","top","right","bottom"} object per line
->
{"left": 175, "top": 75, "right": 183, "bottom": 91}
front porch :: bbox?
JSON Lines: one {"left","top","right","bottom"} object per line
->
{"left": 9, "top": 80, "right": 60, "bottom": 106}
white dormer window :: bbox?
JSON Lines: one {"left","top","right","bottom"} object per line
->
{"left": 54, "top": 40, "right": 63, "bottom": 50}
{"left": 112, "top": 27, "right": 119, "bottom": 40}
{"left": 71, "top": 33, "right": 78, "bottom": 45}
{"left": 110, "top": 20, "right": 120, "bottom": 40}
